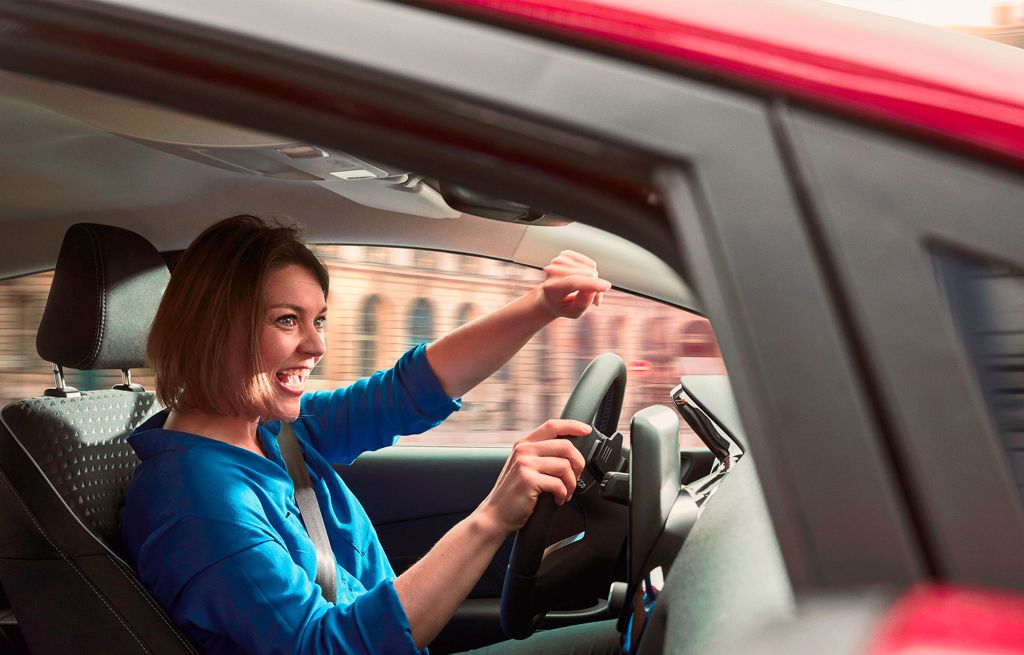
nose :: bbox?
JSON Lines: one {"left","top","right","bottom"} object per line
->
{"left": 301, "top": 322, "right": 326, "bottom": 359}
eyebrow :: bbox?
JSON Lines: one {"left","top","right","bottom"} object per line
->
{"left": 267, "top": 303, "right": 328, "bottom": 314}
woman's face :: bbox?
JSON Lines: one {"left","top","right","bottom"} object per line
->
{"left": 258, "top": 263, "right": 327, "bottom": 420}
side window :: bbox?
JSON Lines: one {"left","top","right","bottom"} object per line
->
{"left": 935, "top": 249, "right": 1024, "bottom": 490}
{"left": 308, "top": 246, "right": 723, "bottom": 447}
{"left": 0, "top": 248, "right": 725, "bottom": 448}
{"left": 535, "top": 326, "right": 557, "bottom": 424}
{"left": 574, "top": 315, "right": 596, "bottom": 380}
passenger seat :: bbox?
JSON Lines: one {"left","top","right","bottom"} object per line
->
{"left": 0, "top": 223, "right": 197, "bottom": 654}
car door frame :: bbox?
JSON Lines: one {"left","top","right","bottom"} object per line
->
{"left": 1, "top": 0, "right": 988, "bottom": 627}
{"left": 776, "top": 107, "right": 1024, "bottom": 589}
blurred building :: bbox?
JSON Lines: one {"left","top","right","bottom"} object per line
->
{"left": 961, "top": 24, "right": 1024, "bottom": 48}
{"left": 0, "top": 246, "right": 722, "bottom": 446}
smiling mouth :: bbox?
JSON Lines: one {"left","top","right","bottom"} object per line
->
{"left": 275, "top": 368, "right": 310, "bottom": 393}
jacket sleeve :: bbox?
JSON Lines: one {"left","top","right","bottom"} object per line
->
{"left": 295, "top": 343, "right": 461, "bottom": 464}
{"left": 143, "top": 515, "right": 423, "bottom": 655}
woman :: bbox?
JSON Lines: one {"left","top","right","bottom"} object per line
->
{"left": 122, "top": 215, "right": 621, "bottom": 654}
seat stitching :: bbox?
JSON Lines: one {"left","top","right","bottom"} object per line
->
{"left": 0, "top": 471, "right": 151, "bottom": 654}
{"left": 86, "top": 225, "right": 107, "bottom": 368}
{"left": 108, "top": 556, "right": 199, "bottom": 654}
{"left": 2, "top": 402, "right": 194, "bottom": 653}
{"left": 2, "top": 397, "right": 193, "bottom": 651}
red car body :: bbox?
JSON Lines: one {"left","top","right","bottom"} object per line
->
{"left": 441, "top": 0, "right": 1024, "bottom": 163}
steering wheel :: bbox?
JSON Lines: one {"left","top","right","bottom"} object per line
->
{"left": 499, "top": 353, "right": 628, "bottom": 639}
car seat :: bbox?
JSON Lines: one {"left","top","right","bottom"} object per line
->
{"left": 0, "top": 224, "right": 197, "bottom": 654}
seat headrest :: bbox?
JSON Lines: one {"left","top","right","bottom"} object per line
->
{"left": 36, "top": 223, "right": 169, "bottom": 371}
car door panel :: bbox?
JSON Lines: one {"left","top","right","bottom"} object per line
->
{"left": 336, "top": 446, "right": 509, "bottom": 585}
{"left": 340, "top": 444, "right": 715, "bottom": 586}
{"left": 337, "top": 446, "right": 509, "bottom": 653}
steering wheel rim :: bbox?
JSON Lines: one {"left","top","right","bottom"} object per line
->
{"left": 499, "top": 353, "right": 628, "bottom": 639}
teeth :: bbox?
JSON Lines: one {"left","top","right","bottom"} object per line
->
{"left": 276, "top": 370, "right": 306, "bottom": 391}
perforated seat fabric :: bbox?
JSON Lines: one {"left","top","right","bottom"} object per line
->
{"left": 2, "top": 391, "right": 157, "bottom": 549}
{"left": 0, "top": 391, "right": 197, "bottom": 654}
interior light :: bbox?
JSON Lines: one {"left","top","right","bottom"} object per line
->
{"left": 330, "top": 169, "right": 377, "bottom": 180}
{"left": 276, "top": 145, "right": 327, "bottom": 159}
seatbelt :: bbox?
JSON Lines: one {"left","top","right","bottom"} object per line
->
{"left": 277, "top": 421, "right": 338, "bottom": 604}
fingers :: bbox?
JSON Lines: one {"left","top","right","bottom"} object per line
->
{"left": 519, "top": 439, "right": 586, "bottom": 477}
{"left": 568, "top": 290, "right": 596, "bottom": 313}
{"left": 544, "top": 250, "right": 598, "bottom": 278}
{"left": 514, "top": 419, "right": 588, "bottom": 484}
{"left": 520, "top": 418, "right": 591, "bottom": 442}
{"left": 483, "top": 420, "right": 593, "bottom": 529}
{"left": 539, "top": 251, "right": 609, "bottom": 319}
{"left": 543, "top": 274, "right": 611, "bottom": 296}
{"left": 508, "top": 443, "right": 583, "bottom": 505}
{"left": 543, "top": 263, "right": 597, "bottom": 278}
{"left": 523, "top": 469, "right": 575, "bottom": 505}
{"left": 553, "top": 249, "right": 597, "bottom": 269}
{"left": 523, "top": 455, "right": 579, "bottom": 504}
{"left": 544, "top": 254, "right": 600, "bottom": 277}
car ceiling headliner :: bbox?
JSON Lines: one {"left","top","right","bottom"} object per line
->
{"left": 0, "top": 72, "right": 697, "bottom": 311}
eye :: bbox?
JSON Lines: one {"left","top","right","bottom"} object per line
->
{"left": 314, "top": 315, "right": 327, "bottom": 329}
{"left": 275, "top": 314, "right": 298, "bottom": 327}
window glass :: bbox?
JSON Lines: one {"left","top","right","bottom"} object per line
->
{"left": 934, "top": 248, "right": 1024, "bottom": 491}
{"left": 575, "top": 315, "right": 596, "bottom": 380}
{"left": 0, "top": 271, "right": 156, "bottom": 401}
{"left": 0, "top": 248, "right": 726, "bottom": 448}
{"left": 413, "top": 250, "right": 438, "bottom": 269}
{"left": 364, "top": 246, "right": 388, "bottom": 264}
{"left": 358, "top": 295, "right": 381, "bottom": 376}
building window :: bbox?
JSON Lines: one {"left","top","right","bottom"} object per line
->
{"left": 358, "top": 295, "right": 381, "bottom": 376}
{"left": 456, "top": 254, "right": 480, "bottom": 273}
{"left": 408, "top": 298, "right": 434, "bottom": 347}
{"left": 413, "top": 250, "right": 438, "bottom": 270}
{"left": 364, "top": 247, "right": 388, "bottom": 264}
{"left": 456, "top": 302, "right": 477, "bottom": 326}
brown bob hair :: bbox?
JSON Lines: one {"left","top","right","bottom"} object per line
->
{"left": 148, "top": 215, "right": 329, "bottom": 419}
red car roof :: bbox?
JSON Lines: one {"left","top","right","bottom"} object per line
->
{"left": 435, "top": 0, "right": 1024, "bottom": 165}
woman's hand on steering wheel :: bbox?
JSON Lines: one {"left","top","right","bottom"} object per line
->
{"left": 477, "top": 419, "right": 590, "bottom": 534}
{"left": 499, "top": 354, "right": 627, "bottom": 639}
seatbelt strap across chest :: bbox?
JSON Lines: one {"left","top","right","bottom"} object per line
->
{"left": 277, "top": 421, "right": 338, "bottom": 604}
